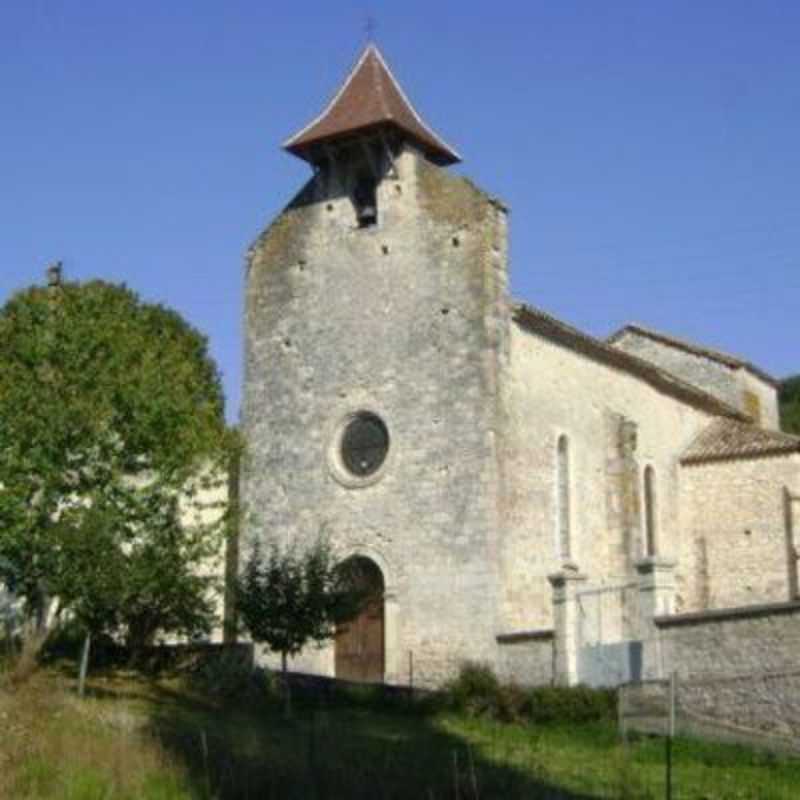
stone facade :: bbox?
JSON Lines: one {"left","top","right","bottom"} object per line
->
{"left": 682, "top": 454, "right": 800, "bottom": 610}
{"left": 496, "top": 630, "right": 554, "bottom": 686}
{"left": 497, "top": 318, "right": 716, "bottom": 637}
{"left": 241, "top": 144, "right": 509, "bottom": 686}
{"left": 611, "top": 328, "right": 780, "bottom": 430}
{"left": 238, "top": 44, "right": 800, "bottom": 688}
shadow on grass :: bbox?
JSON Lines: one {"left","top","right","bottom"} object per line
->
{"left": 140, "top": 677, "right": 600, "bottom": 800}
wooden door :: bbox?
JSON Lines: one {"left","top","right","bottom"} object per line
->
{"left": 335, "top": 557, "right": 385, "bottom": 683}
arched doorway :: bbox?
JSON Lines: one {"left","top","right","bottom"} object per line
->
{"left": 335, "top": 556, "right": 385, "bottom": 683}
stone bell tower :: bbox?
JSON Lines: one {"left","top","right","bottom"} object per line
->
{"left": 241, "top": 44, "right": 510, "bottom": 686}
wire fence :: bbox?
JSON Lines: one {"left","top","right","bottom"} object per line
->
{"left": 619, "top": 670, "right": 800, "bottom": 799}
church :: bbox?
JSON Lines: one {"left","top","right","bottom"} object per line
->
{"left": 240, "top": 44, "right": 800, "bottom": 688}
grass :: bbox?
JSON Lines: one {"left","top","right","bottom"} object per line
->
{"left": 1, "top": 663, "right": 799, "bottom": 799}
{"left": 0, "top": 669, "right": 192, "bottom": 800}
{"left": 438, "top": 715, "right": 800, "bottom": 799}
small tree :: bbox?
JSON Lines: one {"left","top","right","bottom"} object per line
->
{"left": 237, "top": 537, "right": 366, "bottom": 713}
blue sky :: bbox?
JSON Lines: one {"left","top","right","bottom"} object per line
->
{"left": 2, "top": 2, "right": 798, "bottom": 421}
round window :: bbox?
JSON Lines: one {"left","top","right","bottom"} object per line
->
{"left": 340, "top": 412, "right": 389, "bottom": 477}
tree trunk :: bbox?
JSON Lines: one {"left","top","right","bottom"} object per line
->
{"left": 281, "top": 650, "right": 292, "bottom": 718}
{"left": 11, "top": 604, "right": 54, "bottom": 684}
{"left": 78, "top": 632, "right": 91, "bottom": 698}
{"left": 125, "top": 614, "right": 163, "bottom": 671}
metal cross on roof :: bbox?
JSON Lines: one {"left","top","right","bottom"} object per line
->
{"left": 364, "top": 14, "right": 377, "bottom": 43}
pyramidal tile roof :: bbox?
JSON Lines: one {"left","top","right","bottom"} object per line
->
{"left": 681, "top": 418, "right": 800, "bottom": 464}
{"left": 284, "top": 44, "right": 461, "bottom": 166}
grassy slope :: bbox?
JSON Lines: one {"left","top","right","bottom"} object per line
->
{"left": 0, "top": 671, "right": 192, "bottom": 800}
{"left": 2, "top": 668, "right": 800, "bottom": 799}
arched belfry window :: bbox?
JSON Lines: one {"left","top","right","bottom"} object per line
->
{"left": 644, "top": 465, "right": 657, "bottom": 557}
{"left": 557, "top": 435, "right": 572, "bottom": 561}
{"left": 352, "top": 171, "right": 378, "bottom": 228}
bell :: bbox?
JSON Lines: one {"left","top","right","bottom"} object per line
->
{"left": 357, "top": 204, "right": 377, "bottom": 225}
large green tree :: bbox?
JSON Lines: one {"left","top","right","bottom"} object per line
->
{"left": 780, "top": 375, "right": 800, "bottom": 435}
{"left": 0, "top": 278, "right": 232, "bottom": 661}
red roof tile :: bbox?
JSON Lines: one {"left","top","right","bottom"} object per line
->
{"left": 681, "top": 418, "right": 800, "bottom": 464}
{"left": 284, "top": 44, "right": 460, "bottom": 166}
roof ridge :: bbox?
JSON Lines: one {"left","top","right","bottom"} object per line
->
{"left": 609, "top": 322, "right": 744, "bottom": 365}
{"left": 608, "top": 322, "right": 778, "bottom": 387}
{"left": 511, "top": 301, "right": 748, "bottom": 422}
{"left": 369, "top": 45, "right": 462, "bottom": 161}
{"left": 371, "top": 45, "right": 391, "bottom": 120}
{"left": 283, "top": 46, "right": 372, "bottom": 149}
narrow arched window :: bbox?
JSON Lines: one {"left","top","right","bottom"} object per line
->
{"left": 557, "top": 435, "right": 571, "bottom": 561}
{"left": 644, "top": 465, "right": 657, "bottom": 557}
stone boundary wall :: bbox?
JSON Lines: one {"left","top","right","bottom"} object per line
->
{"left": 135, "top": 642, "right": 255, "bottom": 675}
{"left": 655, "top": 600, "right": 800, "bottom": 676}
{"left": 495, "top": 629, "right": 554, "bottom": 686}
{"left": 677, "top": 669, "right": 800, "bottom": 746}
{"left": 648, "top": 600, "right": 800, "bottom": 748}
{"left": 620, "top": 676, "right": 800, "bottom": 755}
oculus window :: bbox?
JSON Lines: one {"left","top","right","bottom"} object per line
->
{"left": 341, "top": 412, "right": 389, "bottom": 477}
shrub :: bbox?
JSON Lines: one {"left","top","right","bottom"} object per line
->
{"left": 186, "top": 647, "right": 254, "bottom": 697}
{"left": 445, "top": 661, "right": 501, "bottom": 718}
{"left": 525, "top": 684, "right": 616, "bottom": 724}
{"left": 495, "top": 682, "right": 528, "bottom": 723}
{"left": 445, "top": 661, "right": 617, "bottom": 725}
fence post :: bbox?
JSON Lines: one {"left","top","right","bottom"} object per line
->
{"left": 666, "top": 670, "right": 676, "bottom": 800}
{"left": 635, "top": 557, "right": 676, "bottom": 680}
{"left": 669, "top": 670, "right": 676, "bottom": 738}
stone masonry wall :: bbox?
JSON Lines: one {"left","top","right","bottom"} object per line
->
{"left": 496, "top": 632, "right": 554, "bottom": 686}
{"left": 612, "top": 331, "right": 779, "bottom": 429}
{"left": 656, "top": 603, "right": 800, "bottom": 740}
{"left": 496, "top": 322, "right": 715, "bottom": 638}
{"left": 682, "top": 454, "right": 800, "bottom": 610}
{"left": 241, "top": 144, "right": 509, "bottom": 687}
{"left": 740, "top": 369, "right": 781, "bottom": 430}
